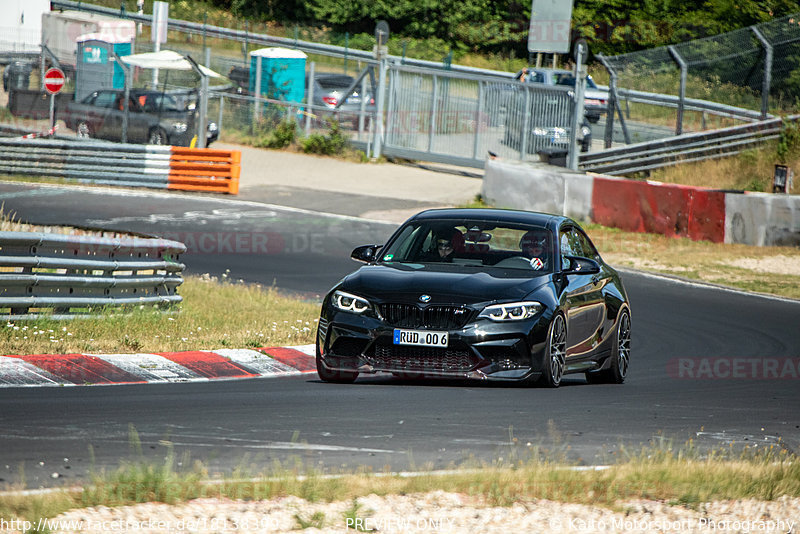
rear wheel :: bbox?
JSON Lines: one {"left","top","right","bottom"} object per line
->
{"left": 586, "top": 310, "right": 630, "bottom": 384}
{"left": 76, "top": 121, "right": 92, "bottom": 139}
{"left": 537, "top": 314, "right": 566, "bottom": 387}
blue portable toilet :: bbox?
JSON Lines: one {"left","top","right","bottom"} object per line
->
{"left": 75, "top": 33, "right": 133, "bottom": 102}
{"left": 249, "top": 48, "right": 306, "bottom": 104}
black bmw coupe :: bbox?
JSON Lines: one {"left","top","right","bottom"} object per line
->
{"left": 316, "top": 209, "right": 631, "bottom": 387}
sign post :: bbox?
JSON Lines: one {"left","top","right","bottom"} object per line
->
{"left": 151, "top": 1, "right": 169, "bottom": 88}
{"left": 44, "top": 67, "right": 65, "bottom": 130}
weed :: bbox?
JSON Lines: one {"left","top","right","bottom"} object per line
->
{"left": 294, "top": 511, "right": 326, "bottom": 529}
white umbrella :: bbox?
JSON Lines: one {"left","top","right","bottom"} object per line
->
{"left": 120, "top": 50, "right": 223, "bottom": 78}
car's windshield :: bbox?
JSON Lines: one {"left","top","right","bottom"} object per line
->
{"left": 553, "top": 73, "right": 599, "bottom": 89}
{"left": 379, "top": 220, "right": 554, "bottom": 273}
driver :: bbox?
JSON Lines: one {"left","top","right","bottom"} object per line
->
{"left": 519, "top": 230, "right": 551, "bottom": 270}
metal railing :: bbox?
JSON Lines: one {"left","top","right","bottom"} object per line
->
{"left": 0, "top": 138, "right": 241, "bottom": 193}
{"left": 0, "top": 232, "right": 185, "bottom": 320}
{"left": 579, "top": 116, "right": 791, "bottom": 175}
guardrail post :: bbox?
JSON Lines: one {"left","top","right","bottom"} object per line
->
{"left": 428, "top": 75, "right": 438, "bottom": 154}
{"left": 112, "top": 51, "right": 131, "bottom": 144}
{"left": 597, "top": 54, "right": 617, "bottom": 149}
{"left": 372, "top": 57, "right": 388, "bottom": 159}
{"left": 668, "top": 45, "right": 687, "bottom": 136}
{"left": 752, "top": 27, "right": 773, "bottom": 120}
{"left": 305, "top": 61, "right": 315, "bottom": 137}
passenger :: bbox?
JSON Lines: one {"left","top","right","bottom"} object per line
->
{"left": 421, "top": 229, "right": 463, "bottom": 262}
{"left": 519, "top": 230, "right": 551, "bottom": 270}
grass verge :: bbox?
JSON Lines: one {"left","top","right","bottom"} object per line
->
{"left": 0, "top": 275, "right": 319, "bottom": 356}
{"left": 1, "top": 440, "right": 797, "bottom": 524}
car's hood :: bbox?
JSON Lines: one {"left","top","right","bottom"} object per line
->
{"left": 339, "top": 263, "right": 551, "bottom": 305}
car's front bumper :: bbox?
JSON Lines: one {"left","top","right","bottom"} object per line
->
{"left": 317, "top": 308, "right": 552, "bottom": 382}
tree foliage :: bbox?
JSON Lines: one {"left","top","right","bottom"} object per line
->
{"left": 206, "top": 0, "right": 800, "bottom": 57}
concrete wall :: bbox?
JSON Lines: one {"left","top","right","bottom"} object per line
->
{"left": 725, "top": 192, "right": 800, "bottom": 247}
{"left": 483, "top": 159, "right": 800, "bottom": 247}
{"left": 482, "top": 159, "right": 593, "bottom": 221}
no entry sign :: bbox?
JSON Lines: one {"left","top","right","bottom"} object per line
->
{"left": 44, "top": 68, "right": 66, "bottom": 95}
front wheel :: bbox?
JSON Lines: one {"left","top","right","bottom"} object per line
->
{"left": 316, "top": 343, "right": 358, "bottom": 384}
{"left": 537, "top": 314, "right": 566, "bottom": 388}
{"left": 148, "top": 127, "right": 168, "bottom": 145}
{"left": 586, "top": 310, "right": 630, "bottom": 384}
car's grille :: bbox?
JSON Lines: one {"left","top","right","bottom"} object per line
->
{"left": 367, "top": 343, "right": 478, "bottom": 373}
{"left": 378, "top": 304, "right": 472, "bottom": 329}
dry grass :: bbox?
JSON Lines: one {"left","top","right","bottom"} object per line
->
{"left": 649, "top": 144, "right": 800, "bottom": 194}
{"left": 0, "top": 276, "right": 319, "bottom": 356}
{"left": 584, "top": 224, "right": 800, "bottom": 299}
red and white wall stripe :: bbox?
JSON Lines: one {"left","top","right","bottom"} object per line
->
{"left": 482, "top": 159, "right": 800, "bottom": 247}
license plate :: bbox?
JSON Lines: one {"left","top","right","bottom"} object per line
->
{"left": 393, "top": 329, "right": 449, "bottom": 347}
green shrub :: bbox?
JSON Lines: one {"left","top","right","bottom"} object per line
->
{"left": 301, "top": 120, "right": 348, "bottom": 155}
{"left": 259, "top": 119, "right": 297, "bottom": 149}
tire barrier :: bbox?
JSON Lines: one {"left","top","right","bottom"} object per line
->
{"left": 0, "top": 232, "right": 186, "bottom": 320}
{"left": 483, "top": 158, "right": 800, "bottom": 246}
{"left": 0, "top": 138, "right": 240, "bottom": 194}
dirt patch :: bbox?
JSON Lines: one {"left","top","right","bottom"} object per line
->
{"left": 726, "top": 255, "right": 800, "bottom": 276}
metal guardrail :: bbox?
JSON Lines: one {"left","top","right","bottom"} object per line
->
{"left": 0, "top": 138, "right": 241, "bottom": 193}
{"left": 579, "top": 116, "right": 791, "bottom": 175}
{"left": 616, "top": 88, "right": 769, "bottom": 122}
{"left": 0, "top": 232, "right": 185, "bottom": 320}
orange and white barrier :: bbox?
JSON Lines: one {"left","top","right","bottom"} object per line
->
{"left": 167, "top": 147, "right": 241, "bottom": 194}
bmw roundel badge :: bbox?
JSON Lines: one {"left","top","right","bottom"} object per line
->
{"left": 419, "top": 294, "right": 431, "bottom": 303}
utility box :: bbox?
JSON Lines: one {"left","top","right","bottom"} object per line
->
{"left": 75, "top": 36, "right": 132, "bottom": 102}
{"left": 249, "top": 48, "right": 306, "bottom": 103}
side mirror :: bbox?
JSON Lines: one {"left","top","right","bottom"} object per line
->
{"left": 562, "top": 255, "right": 601, "bottom": 275}
{"left": 351, "top": 244, "right": 382, "bottom": 263}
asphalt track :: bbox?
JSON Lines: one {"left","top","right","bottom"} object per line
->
{"left": 1, "top": 182, "right": 799, "bottom": 489}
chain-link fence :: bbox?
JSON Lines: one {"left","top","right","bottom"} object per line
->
{"left": 600, "top": 13, "right": 800, "bottom": 138}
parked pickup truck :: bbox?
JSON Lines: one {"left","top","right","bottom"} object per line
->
{"left": 59, "top": 89, "right": 218, "bottom": 146}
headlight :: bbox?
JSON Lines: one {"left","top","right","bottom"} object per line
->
{"left": 533, "top": 127, "right": 549, "bottom": 136}
{"left": 332, "top": 290, "right": 371, "bottom": 314}
{"left": 478, "top": 301, "right": 543, "bottom": 321}
{"left": 172, "top": 122, "right": 188, "bottom": 133}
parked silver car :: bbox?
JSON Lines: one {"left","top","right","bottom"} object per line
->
{"left": 516, "top": 68, "right": 609, "bottom": 123}
{"left": 309, "top": 73, "right": 375, "bottom": 127}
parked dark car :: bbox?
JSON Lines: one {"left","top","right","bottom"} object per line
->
{"left": 60, "top": 89, "right": 218, "bottom": 146}
{"left": 316, "top": 208, "right": 631, "bottom": 387}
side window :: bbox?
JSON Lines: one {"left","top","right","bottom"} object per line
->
{"left": 559, "top": 227, "right": 579, "bottom": 257}
{"left": 93, "top": 92, "right": 118, "bottom": 109}
{"left": 575, "top": 229, "right": 600, "bottom": 261}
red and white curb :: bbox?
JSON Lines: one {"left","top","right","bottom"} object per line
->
{"left": 0, "top": 345, "right": 316, "bottom": 387}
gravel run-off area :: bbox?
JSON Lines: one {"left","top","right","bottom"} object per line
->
{"left": 2, "top": 491, "right": 798, "bottom": 533}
